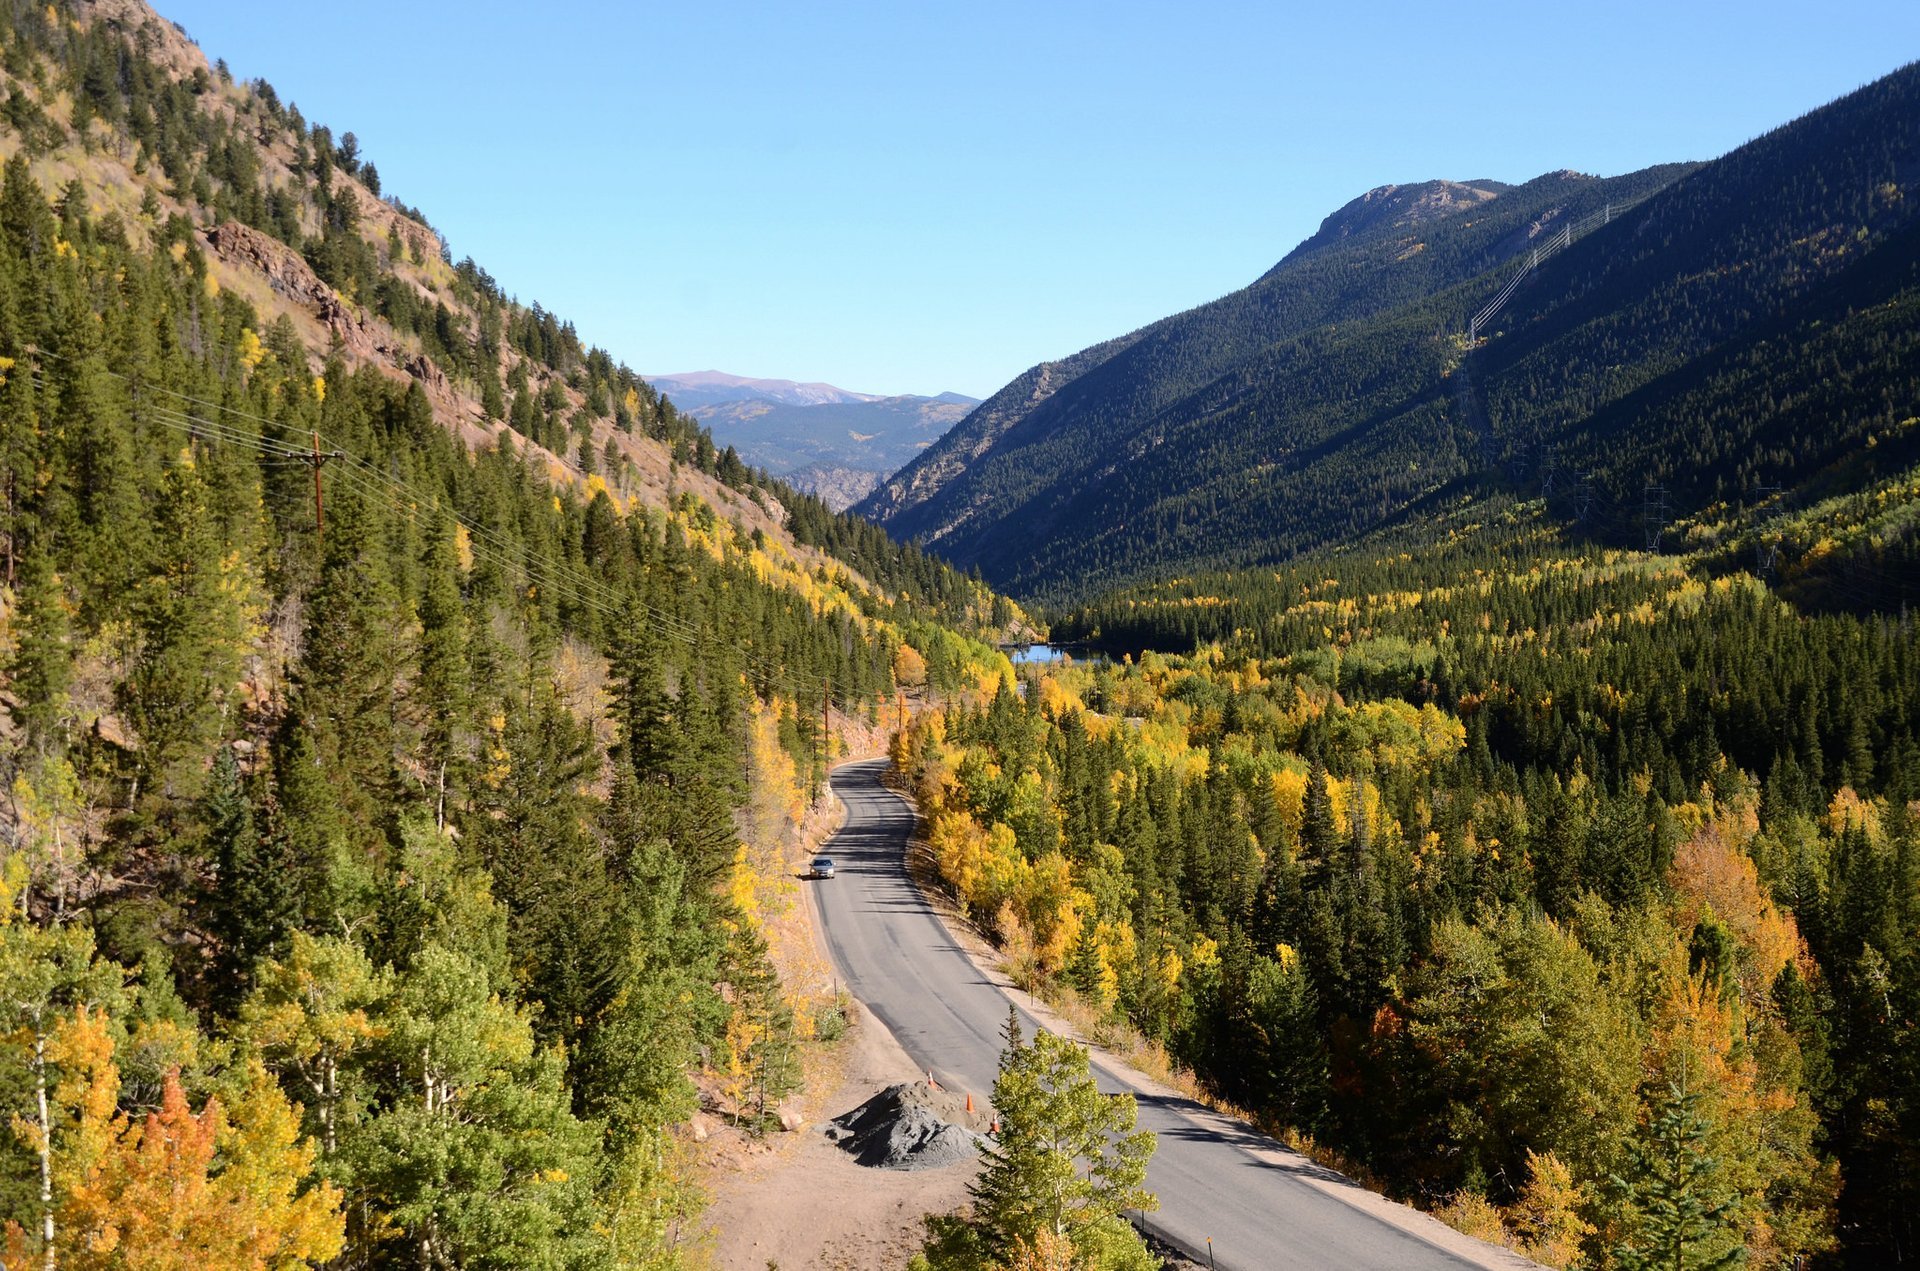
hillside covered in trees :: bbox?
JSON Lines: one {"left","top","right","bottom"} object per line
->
{"left": 0, "top": 1, "right": 1017, "bottom": 1265}
{"left": 897, "top": 500, "right": 1920, "bottom": 1265}
{"left": 860, "top": 62, "right": 1920, "bottom": 607}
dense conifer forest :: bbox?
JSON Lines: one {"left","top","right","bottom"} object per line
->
{"left": 0, "top": 3, "right": 1011, "bottom": 1264}
{"left": 6, "top": 3, "right": 1920, "bottom": 1270}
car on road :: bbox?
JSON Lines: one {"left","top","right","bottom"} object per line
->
{"left": 808, "top": 856, "right": 836, "bottom": 879}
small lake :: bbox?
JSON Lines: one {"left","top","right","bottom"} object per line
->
{"left": 1006, "top": 643, "right": 1109, "bottom": 667}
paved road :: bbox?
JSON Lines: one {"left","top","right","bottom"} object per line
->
{"left": 812, "top": 758, "right": 1526, "bottom": 1271}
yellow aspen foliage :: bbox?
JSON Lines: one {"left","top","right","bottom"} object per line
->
{"left": 726, "top": 843, "right": 761, "bottom": 928}
{"left": 61, "top": 1065, "right": 343, "bottom": 1270}
{"left": 1506, "top": 1149, "right": 1592, "bottom": 1269}
{"left": 206, "top": 1062, "right": 345, "bottom": 1265}
{"left": 1268, "top": 765, "right": 1308, "bottom": 841}
{"left": 746, "top": 701, "right": 805, "bottom": 845}
{"left": 11, "top": 758, "right": 84, "bottom": 908}
{"left": 1824, "top": 786, "right": 1881, "bottom": 840}
{"left": 1157, "top": 947, "right": 1183, "bottom": 998}
{"left": 1016, "top": 855, "right": 1083, "bottom": 975}
{"left": 1327, "top": 775, "right": 1393, "bottom": 842}
{"left": 892, "top": 642, "right": 928, "bottom": 689}
{"left": 1088, "top": 921, "right": 1135, "bottom": 1009}
{"left": 1036, "top": 675, "right": 1083, "bottom": 718}
{"left": 1670, "top": 809, "right": 1807, "bottom": 999}
{"left": 1434, "top": 1189, "right": 1509, "bottom": 1247}
{"left": 237, "top": 327, "right": 266, "bottom": 370}
{"left": 480, "top": 711, "right": 511, "bottom": 787}
{"left": 930, "top": 811, "right": 994, "bottom": 909}
{"left": 46, "top": 1006, "right": 121, "bottom": 1200}
{"left": 996, "top": 900, "right": 1041, "bottom": 990}
{"left": 889, "top": 724, "right": 917, "bottom": 774}
{"left": 718, "top": 1007, "right": 762, "bottom": 1121}
{"left": 1006, "top": 1226, "right": 1079, "bottom": 1271}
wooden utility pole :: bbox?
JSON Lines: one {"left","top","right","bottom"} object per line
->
{"left": 821, "top": 680, "right": 831, "bottom": 777}
{"left": 307, "top": 427, "right": 343, "bottom": 548}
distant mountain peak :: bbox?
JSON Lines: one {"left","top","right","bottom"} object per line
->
{"left": 647, "top": 370, "right": 881, "bottom": 407}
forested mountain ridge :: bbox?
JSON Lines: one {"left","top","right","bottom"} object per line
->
{"left": 0, "top": 2, "right": 1018, "bottom": 1265}
{"left": 0, "top": 0, "right": 1003, "bottom": 630}
{"left": 856, "top": 164, "right": 1687, "bottom": 593}
{"left": 862, "top": 61, "right": 1920, "bottom": 605}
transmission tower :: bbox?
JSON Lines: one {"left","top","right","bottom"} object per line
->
{"left": 1752, "top": 484, "right": 1784, "bottom": 580}
{"left": 1573, "top": 471, "right": 1596, "bottom": 525}
{"left": 1642, "top": 482, "right": 1670, "bottom": 552}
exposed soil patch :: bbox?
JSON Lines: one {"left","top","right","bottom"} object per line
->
{"left": 698, "top": 1001, "right": 981, "bottom": 1269}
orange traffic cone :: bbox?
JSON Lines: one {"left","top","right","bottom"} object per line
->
{"left": 927, "top": 1069, "right": 939, "bottom": 1090}
{"left": 966, "top": 1092, "right": 974, "bottom": 1114}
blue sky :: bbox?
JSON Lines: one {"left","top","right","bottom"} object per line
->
{"left": 164, "top": 2, "right": 1920, "bottom": 398}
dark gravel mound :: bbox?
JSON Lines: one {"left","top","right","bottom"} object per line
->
{"left": 824, "top": 1081, "right": 986, "bottom": 1171}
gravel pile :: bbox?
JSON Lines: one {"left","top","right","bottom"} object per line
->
{"left": 825, "top": 1081, "right": 989, "bottom": 1171}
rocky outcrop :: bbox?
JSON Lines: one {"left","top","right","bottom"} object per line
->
{"left": 1286, "top": 178, "right": 1513, "bottom": 261}
{"left": 201, "top": 220, "right": 436, "bottom": 380}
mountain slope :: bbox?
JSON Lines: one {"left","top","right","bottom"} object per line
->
{"left": 0, "top": 4, "right": 1019, "bottom": 1266}
{"left": 864, "top": 61, "right": 1920, "bottom": 604}
{"left": 857, "top": 167, "right": 1686, "bottom": 592}
{"left": 0, "top": 0, "right": 994, "bottom": 620}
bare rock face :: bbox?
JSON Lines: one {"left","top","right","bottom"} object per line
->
{"left": 205, "top": 221, "right": 329, "bottom": 308}
{"left": 202, "top": 221, "right": 441, "bottom": 382}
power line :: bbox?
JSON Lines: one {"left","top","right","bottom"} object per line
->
{"left": 1468, "top": 192, "right": 1656, "bottom": 343}
{"left": 27, "top": 361, "right": 859, "bottom": 705}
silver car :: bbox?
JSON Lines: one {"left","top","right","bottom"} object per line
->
{"left": 809, "top": 856, "right": 836, "bottom": 879}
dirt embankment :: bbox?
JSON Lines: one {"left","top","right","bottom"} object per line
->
{"left": 698, "top": 998, "right": 982, "bottom": 1270}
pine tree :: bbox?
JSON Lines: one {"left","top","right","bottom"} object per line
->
{"left": 203, "top": 750, "right": 298, "bottom": 1008}
{"left": 120, "top": 448, "right": 249, "bottom": 804}
{"left": 608, "top": 593, "right": 675, "bottom": 781}
{"left": 415, "top": 506, "right": 469, "bottom": 828}
{"left": 8, "top": 541, "right": 72, "bottom": 754}
{"left": 1612, "top": 1082, "right": 1746, "bottom": 1271}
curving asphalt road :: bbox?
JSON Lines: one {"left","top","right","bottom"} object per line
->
{"left": 811, "top": 758, "right": 1534, "bottom": 1271}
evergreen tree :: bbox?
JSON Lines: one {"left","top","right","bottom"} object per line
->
{"left": 1612, "top": 1082, "right": 1747, "bottom": 1271}
{"left": 415, "top": 506, "right": 469, "bottom": 827}
{"left": 203, "top": 750, "right": 298, "bottom": 1008}
{"left": 8, "top": 541, "right": 71, "bottom": 754}
{"left": 120, "top": 448, "right": 249, "bottom": 804}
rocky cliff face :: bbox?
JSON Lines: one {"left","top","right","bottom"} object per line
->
{"left": 1282, "top": 178, "right": 1511, "bottom": 261}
